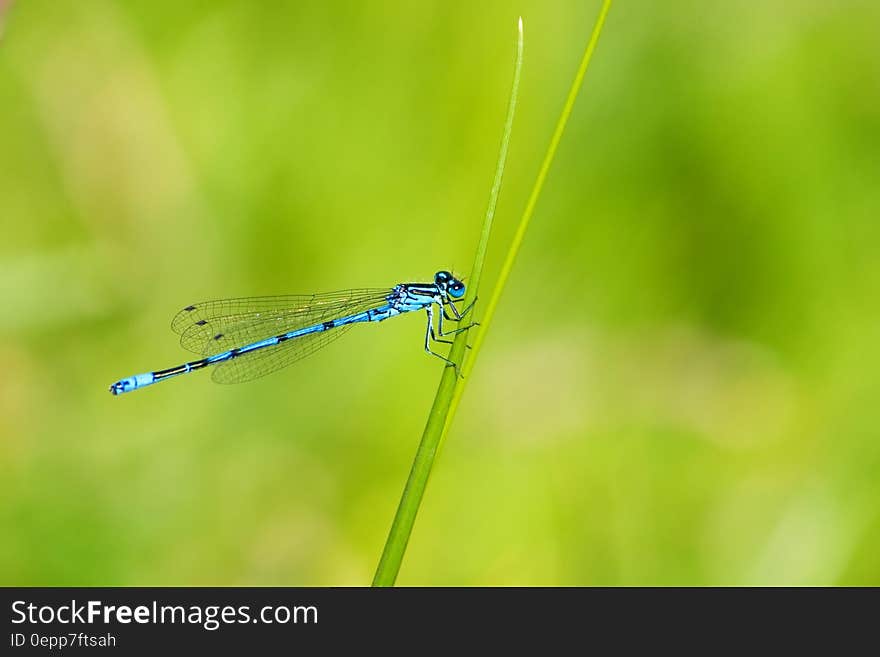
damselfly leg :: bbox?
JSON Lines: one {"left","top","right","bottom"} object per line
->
{"left": 437, "top": 297, "right": 479, "bottom": 341}
{"left": 424, "top": 305, "right": 458, "bottom": 370}
{"left": 442, "top": 295, "right": 478, "bottom": 322}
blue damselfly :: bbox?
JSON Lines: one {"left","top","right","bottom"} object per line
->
{"left": 109, "top": 271, "right": 473, "bottom": 395}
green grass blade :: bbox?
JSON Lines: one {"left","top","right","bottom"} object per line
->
{"left": 440, "top": 0, "right": 613, "bottom": 450}
{"left": 372, "top": 17, "right": 524, "bottom": 587}
{"left": 373, "top": 0, "right": 612, "bottom": 586}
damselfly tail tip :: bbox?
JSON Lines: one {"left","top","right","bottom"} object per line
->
{"left": 109, "top": 374, "right": 144, "bottom": 395}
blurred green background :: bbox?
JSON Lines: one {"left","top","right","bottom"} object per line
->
{"left": 2, "top": 0, "right": 879, "bottom": 585}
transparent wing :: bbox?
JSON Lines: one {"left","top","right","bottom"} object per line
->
{"left": 211, "top": 324, "right": 355, "bottom": 384}
{"left": 171, "top": 288, "right": 391, "bottom": 356}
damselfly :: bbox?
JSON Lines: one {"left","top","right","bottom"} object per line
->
{"left": 108, "top": 271, "right": 474, "bottom": 395}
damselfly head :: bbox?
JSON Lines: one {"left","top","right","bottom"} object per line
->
{"left": 434, "top": 270, "right": 465, "bottom": 298}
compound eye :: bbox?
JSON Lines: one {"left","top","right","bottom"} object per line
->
{"left": 449, "top": 282, "right": 465, "bottom": 298}
{"left": 434, "top": 270, "right": 452, "bottom": 284}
